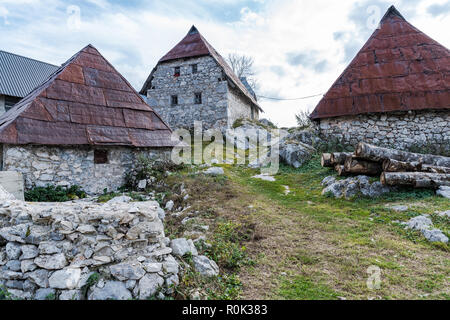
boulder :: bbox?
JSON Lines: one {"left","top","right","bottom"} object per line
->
{"left": 105, "top": 196, "right": 132, "bottom": 205}
{"left": 170, "top": 238, "right": 198, "bottom": 257}
{"left": 321, "top": 176, "right": 336, "bottom": 187}
{"left": 89, "top": 281, "right": 132, "bottom": 300}
{"left": 279, "top": 141, "right": 315, "bottom": 169}
{"left": 193, "top": 255, "right": 219, "bottom": 277}
{"left": 203, "top": 167, "right": 224, "bottom": 176}
{"left": 436, "top": 186, "right": 450, "bottom": 199}
{"left": 422, "top": 229, "right": 449, "bottom": 243}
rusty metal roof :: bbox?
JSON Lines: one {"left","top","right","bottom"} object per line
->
{"left": 140, "top": 26, "right": 263, "bottom": 112}
{"left": 0, "top": 45, "right": 174, "bottom": 148}
{"left": 310, "top": 6, "right": 450, "bottom": 120}
{"left": 0, "top": 50, "right": 59, "bottom": 98}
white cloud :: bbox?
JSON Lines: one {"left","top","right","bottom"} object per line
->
{"left": 0, "top": 0, "right": 448, "bottom": 127}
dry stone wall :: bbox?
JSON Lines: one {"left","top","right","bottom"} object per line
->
{"left": 316, "top": 110, "right": 450, "bottom": 153}
{"left": 0, "top": 195, "right": 180, "bottom": 300}
{"left": 1, "top": 145, "right": 171, "bottom": 194}
{"left": 227, "top": 87, "right": 259, "bottom": 127}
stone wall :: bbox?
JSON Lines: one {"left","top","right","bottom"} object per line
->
{"left": 0, "top": 195, "right": 181, "bottom": 300}
{"left": 0, "top": 95, "right": 5, "bottom": 115}
{"left": 316, "top": 109, "right": 450, "bottom": 153}
{"left": 147, "top": 56, "right": 229, "bottom": 131}
{"left": 1, "top": 145, "right": 171, "bottom": 194}
{"left": 227, "top": 86, "right": 259, "bottom": 127}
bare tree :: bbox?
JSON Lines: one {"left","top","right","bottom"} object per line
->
{"left": 295, "top": 109, "right": 313, "bottom": 129}
{"left": 227, "top": 53, "right": 259, "bottom": 92}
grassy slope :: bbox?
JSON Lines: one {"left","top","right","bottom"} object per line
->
{"left": 171, "top": 156, "right": 449, "bottom": 300}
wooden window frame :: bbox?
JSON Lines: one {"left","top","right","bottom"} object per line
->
{"left": 194, "top": 92, "right": 202, "bottom": 105}
{"left": 174, "top": 66, "right": 181, "bottom": 77}
{"left": 94, "top": 149, "right": 108, "bottom": 164}
{"left": 171, "top": 95, "right": 178, "bottom": 106}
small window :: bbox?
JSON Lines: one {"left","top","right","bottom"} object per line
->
{"left": 194, "top": 92, "right": 202, "bottom": 105}
{"left": 171, "top": 95, "right": 178, "bottom": 106}
{"left": 94, "top": 150, "right": 108, "bottom": 164}
{"left": 174, "top": 67, "right": 180, "bottom": 77}
{"left": 5, "top": 96, "right": 21, "bottom": 112}
{"left": 191, "top": 64, "right": 198, "bottom": 74}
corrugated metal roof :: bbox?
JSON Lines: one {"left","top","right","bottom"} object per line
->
{"left": 140, "top": 26, "right": 263, "bottom": 112}
{"left": 0, "top": 50, "right": 59, "bottom": 98}
{"left": 0, "top": 45, "right": 174, "bottom": 148}
{"left": 310, "top": 6, "right": 450, "bottom": 120}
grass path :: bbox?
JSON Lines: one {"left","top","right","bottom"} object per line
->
{"left": 215, "top": 159, "right": 450, "bottom": 300}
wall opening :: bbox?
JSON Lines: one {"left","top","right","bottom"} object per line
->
{"left": 94, "top": 149, "right": 108, "bottom": 164}
{"left": 0, "top": 145, "right": 3, "bottom": 171}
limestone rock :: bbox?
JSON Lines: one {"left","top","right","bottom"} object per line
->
{"left": 279, "top": 141, "right": 315, "bottom": 168}
{"left": 405, "top": 215, "right": 433, "bottom": 231}
{"left": 170, "top": 238, "right": 198, "bottom": 257}
{"left": 27, "top": 269, "right": 50, "bottom": 288}
{"left": 437, "top": 186, "right": 450, "bottom": 199}
{"left": 6, "top": 242, "right": 22, "bottom": 260}
{"left": 109, "top": 262, "right": 146, "bottom": 281}
{"left": 59, "top": 289, "right": 82, "bottom": 300}
{"left": 138, "top": 273, "right": 164, "bottom": 299}
{"left": 20, "top": 245, "right": 39, "bottom": 260}
{"left": 193, "top": 255, "right": 219, "bottom": 277}
{"left": 89, "top": 281, "right": 132, "bottom": 300}
{"left": 165, "top": 200, "right": 174, "bottom": 211}
{"left": 203, "top": 167, "right": 224, "bottom": 176}
{"left": 34, "top": 253, "right": 68, "bottom": 270}
{"left": 422, "top": 229, "right": 449, "bottom": 243}
{"left": 34, "top": 288, "right": 56, "bottom": 300}
{"left": 48, "top": 268, "right": 81, "bottom": 289}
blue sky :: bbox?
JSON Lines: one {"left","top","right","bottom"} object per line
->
{"left": 0, "top": 0, "right": 449, "bottom": 126}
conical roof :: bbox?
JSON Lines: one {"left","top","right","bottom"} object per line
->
{"left": 140, "top": 26, "right": 262, "bottom": 111}
{"left": 310, "top": 6, "right": 450, "bottom": 120}
{"left": 0, "top": 45, "right": 174, "bottom": 147}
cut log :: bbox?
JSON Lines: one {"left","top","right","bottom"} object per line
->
{"left": 321, "top": 153, "right": 333, "bottom": 167}
{"left": 380, "top": 172, "right": 450, "bottom": 189}
{"left": 330, "top": 152, "right": 353, "bottom": 165}
{"left": 336, "top": 165, "right": 350, "bottom": 176}
{"left": 344, "top": 157, "right": 382, "bottom": 175}
{"left": 383, "top": 159, "right": 450, "bottom": 174}
{"left": 355, "top": 142, "right": 450, "bottom": 167}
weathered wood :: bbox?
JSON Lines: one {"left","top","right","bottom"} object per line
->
{"left": 321, "top": 153, "right": 333, "bottom": 167}
{"left": 383, "top": 159, "right": 450, "bottom": 174}
{"left": 380, "top": 172, "right": 450, "bottom": 189}
{"left": 336, "top": 165, "right": 350, "bottom": 176}
{"left": 330, "top": 152, "right": 353, "bottom": 165}
{"left": 344, "top": 156, "right": 382, "bottom": 175}
{"left": 355, "top": 142, "right": 450, "bottom": 167}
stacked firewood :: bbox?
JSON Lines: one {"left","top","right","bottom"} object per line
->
{"left": 321, "top": 142, "right": 450, "bottom": 189}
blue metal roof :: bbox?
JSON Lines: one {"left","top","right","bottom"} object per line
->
{"left": 0, "top": 50, "right": 59, "bottom": 98}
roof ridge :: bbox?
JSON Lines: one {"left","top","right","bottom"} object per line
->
{"left": 0, "top": 49, "right": 59, "bottom": 68}
{"left": 380, "top": 5, "right": 406, "bottom": 23}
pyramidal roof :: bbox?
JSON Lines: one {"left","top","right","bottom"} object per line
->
{"left": 0, "top": 45, "right": 174, "bottom": 147}
{"left": 310, "top": 6, "right": 450, "bottom": 120}
{"left": 140, "top": 26, "right": 262, "bottom": 112}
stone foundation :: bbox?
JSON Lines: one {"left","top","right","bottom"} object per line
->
{"left": 1, "top": 145, "right": 171, "bottom": 194}
{"left": 316, "top": 109, "right": 450, "bottom": 153}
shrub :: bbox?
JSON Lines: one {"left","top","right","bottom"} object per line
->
{"left": 25, "top": 185, "right": 87, "bottom": 202}
{"left": 295, "top": 110, "right": 313, "bottom": 129}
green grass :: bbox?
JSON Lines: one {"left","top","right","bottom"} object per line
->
{"left": 278, "top": 276, "right": 340, "bottom": 300}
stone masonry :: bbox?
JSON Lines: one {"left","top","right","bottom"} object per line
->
{"left": 147, "top": 56, "right": 259, "bottom": 131}
{"left": 1, "top": 145, "right": 171, "bottom": 194}
{"left": 316, "top": 109, "right": 450, "bottom": 153}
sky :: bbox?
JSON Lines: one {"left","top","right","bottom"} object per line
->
{"left": 0, "top": 0, "right": 449, "bottom": 127}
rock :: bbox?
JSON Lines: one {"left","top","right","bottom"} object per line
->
{"left": 322, "top": 180, "right": 347, "bottom": 198}
{"left": 59, "top": 289, "right": 82, "bottom": 300}
{"left": 436, "top": 186, "right": 450, "bottom": 199}
{"left": 6, "top": 242, "right": 22, "bottom": 260}
{"left": 162, "top": 258, "right": 179, "bottom": 274}
{"left": 422, "top": 229, "right": 449, "bottom": 243}
{"left": 138, "top": 179, "right": 147, "bottom": 190}
{"left": 138, "top": 273, "right": 164, "bottom": 299}
{"left": 391, "top": 205, "right": 409, "bottom": 212}
{"left": 437, "top": 210, "right": 450, "bottom": 218}
{"left": 6, "top": 260, "right": 21, "bottom": 272}
{"left": 106, "top": 196, "right": 132, "bottom": 205}
{"left": 193, "top": 255, "right": 219, "bottom": 277}
{"left": 21, "top": 260, "right": 37, "bottom": 273}
{"left": 367, "top": 182, "right": 391, "bottom": 198}
{"left": 203, "top": 167, "right": 224, "bottom": 176}
{"left": 38, "top": 242, "right": 61, "bottom": 255}
{"left": 6, "top": 280, "right": 24, "bottom": 290}
{"left": 20, "top": 245, "right": 39, "bottom": 260}
{"left": 343, "top": 181, "right": 359, "bottom": 199}
{"left": 405, "top": 215, "right": 433, "bottom": 231}
{"left": 165, "top": 200, "right": 174, "bottom": 211}
{"left": 77, "top": 225, "right": 97, "bottom": 234}
{"left": 170, "top": 238, "right": 198, "bottom": 257}
{"left": 322, "top": 176, "right": 392, "bottom": 199}
{"left": 27, "top": 269, "right": 50, "bottom": 288}
{"left": 157, "top": 208, "right": 166, "bottom": 220}
{"left": 252, "top": 174, "right": 276, "bottom": 182}
{"left": 48, "top": 268, "right": 81, "bottom": 289}
{"left": 165, "top": 274, "right": 179, "bottom": 293}
{"left": 89, "top": 281, "right": 132, "bottom": 300}
{"left": 259, "top": 118, "right": 275, "bottom": 128}
{"left": 34, "top": 253, "right": 68, "bottom": 270}
{"left": 109, "top": 262, "right": 146, "bottom": 281}
{"left": 143, "top": 262, "right": 162, "bottom": 273}
{"left": 7, "top": 289, "right": 32, "bottom": 300}
{"left": 321, "top": 176, "right": 336, "bottom": 187}
{"left": 35, "top": 288, "right": 56, "bottom": 300}
{"left": 279, "top": 141, "right": 315, "bottom": 168}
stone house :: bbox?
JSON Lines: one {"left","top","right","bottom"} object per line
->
{"left": 310, "top": 6, "right": 449, "bottom": 153}
{"left": 0, "top": 50, "right": 58, "bottom": 115}
{"left": 0, "top": 45, "right": 174, "bottom": 194}
{"left": 140, "top": 26, "right": 263, "bottom": 130}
